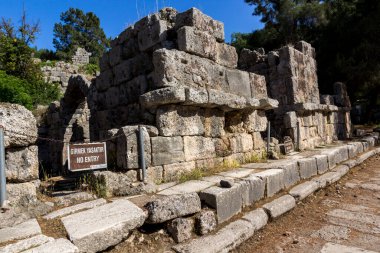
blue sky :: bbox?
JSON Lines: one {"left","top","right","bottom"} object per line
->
{"left": 0, "top": 0, "right": 263, "bottom": 50}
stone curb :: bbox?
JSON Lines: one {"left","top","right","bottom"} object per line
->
{"left": 172, "top": 144, "right": 380, "bottom": 253}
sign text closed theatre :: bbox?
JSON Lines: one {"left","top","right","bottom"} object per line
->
{"left": 67, "top": 142, "right": 107, "bottom": 171}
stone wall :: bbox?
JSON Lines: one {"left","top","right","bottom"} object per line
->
{"left": 0, "top": 103, "right": 39, "bottom": 209}
{"left": 40, "top": 8, "right": 352, "bottom": 193}
{"left": 88, "top": 7, "right": 277, "bottom": 185}
{"left": 238, "top": 41, "right": 352, "bottom": 150}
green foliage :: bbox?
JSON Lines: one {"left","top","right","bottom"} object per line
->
{"left": 0, "top": 70, "right": 33, "bottom": 109}
{"left": 33, "top": 48, "right": 60, "bottom": 61}
{"left": 53, "top": 8, "right": 110, "bottom": 64}
{"left": 81, "top": 173, "right": 107, "bottom": 198}
{"left": 0, "top": 70, "right": 60, "bottom": 109}
{"left": 79, "top": 63, "right": 99, "bottom": 76}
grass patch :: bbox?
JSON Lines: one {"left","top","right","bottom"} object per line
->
{"left": 80, "top": 173, "right": 107, "bottom": 198}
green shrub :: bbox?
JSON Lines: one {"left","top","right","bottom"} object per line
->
{"left": 79, "top": 63, "right": 99, "bottom": 76}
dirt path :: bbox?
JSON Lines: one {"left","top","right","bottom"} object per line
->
{"left": 233, "top": 154, "right": 380, "bottom": 253}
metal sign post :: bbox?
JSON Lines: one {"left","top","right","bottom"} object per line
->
{"left": 267, "top": 121, "right": 271, "bottom": 158}
{"left": 0, "top": 126, "right": 7, "bottom": 209}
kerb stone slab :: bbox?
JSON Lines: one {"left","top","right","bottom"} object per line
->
{"left": 242, "top": 208, "right": 268, "bottom": 231}
{"left": 253, "top": 169, "right": 285, "bottom": 197}
{"left": 263, "top": 194, "right": 296, "bottom": 219}
{"left": 22, "top": 238, "right": 79, "bottom": 253}
{"left": 298, "top": 158, "right": 318, "bottom": 179}
{"left": 0, "top": 219, "right": 41, "bottom": 244}
{"left": 61, "top": 199, "right": 146, "bottom": 253}
{"left": 289, "top": 181, "right": 319, "bottom": 201}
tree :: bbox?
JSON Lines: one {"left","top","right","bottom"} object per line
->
{"left": 53, "top": 8, "right": 110, "bottom": 64}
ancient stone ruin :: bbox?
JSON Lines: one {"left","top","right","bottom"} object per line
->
{"left": 41, "top": 47, "right": 92, "bottom": 93}
{"left": 40, "top": 7, "right": 352, "bottom": 195}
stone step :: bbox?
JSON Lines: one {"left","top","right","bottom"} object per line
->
{"left": 22, "top": 238, "right": 78, "bottom": 253}
{"left": 61, "top": 199, "right": 146, "bottom": 253}
{"left": 0, "top": 235, "right": 53, "bottom": 253}
{"left": 43, "top": 198, "right": 107, "bottom": 220}
{"left": 0, "top": 219, "right": 41, "bottom": 244}
{"left": 320, "top": 242, "right": 379, "bottom": 253}
{"left": 157, "top": 180, "right": 215, "bottom": 195}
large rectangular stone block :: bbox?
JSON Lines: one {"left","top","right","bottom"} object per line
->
{"left": 243, "top": 110, "right": 268, "bottom": 133}
{"left": 116, "top": 126, "right": 151, "bottom": 169}
{"left": 313, "top": 154, "right": 329, "bottom": 174}
{"left": 113, "top": 53, "right": 152, "bottom": 85}
{"left": 138, "top": 19, "right": 168, "bottom": 51}
{"left": 151, "top": 136, "right": 184, "bottom": 166}
{"left": 199, "top": 184, "right": 242, "bottom": 223}
{"left": 249, "top": 73, "right": 268, "bottom": 99}
{"left": 6, "top": 145, "right": 39, "bottom": 183}
{"left": 215, "top": 43, "right": 238, "bottom": 68}
{"left": 183, "top": 136, "right": 216, "bottom": 161}
{"left": 204, "top": 108, "right": 225, "bottom": 138}
{"left": 226, "top": 69, "right": 251, "bottom": 97}
{"left": 254, "top": 169, "right": 285, "bottom": 197}
{"left": 175, "top": 7, "right": 225, "bottom": 42}
{"left": 119, "top": 75, "right": 148, "bottom": 105}
{"left": 229, "top": 133, "right": 254, "bottom": 153}
{"left": 298, "top": 158, "right": 318, "bottom": 179}
{"left": 240, "top": 175, "right": 265, "bottom": 206}
{"left": 262, "top": 194, "right": 296, "bottom": 219}
{"left": 62, "top": 199, "right": 146, "bottom": 252}
{"left": 140, "top": 86, "right": 186, "bottom": 108}
{"left": 163, "top": 161, "right": 196, "bottom": 182}
{"left": 157, "top": 105, "right": 204, "bottom": 136}
{"left": 277, "top": 161, "right": 300, "bottom": 188}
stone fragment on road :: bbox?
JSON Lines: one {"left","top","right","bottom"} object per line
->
{"left": 61, "top": 199, "right": 146, "bottom": 252}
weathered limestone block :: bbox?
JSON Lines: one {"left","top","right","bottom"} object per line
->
{"left": 243, "top": 110, "right": 268, "bottom": 133}
{"left": 215, "top": 43, "right": 238, "bottom": 69}
{"left": 184, "top": 136, "right": 216, "bottom": 161}
{"left": 289, "top": 181, "right": 319, "bottom": 201}
{"left": 62, "top": 199, "right": 146, "bottom": 252}
{"left": 242, "top": 208, "right": 268, "bottom": 231}
{"left": 254, "top": 169, "right": 285, "bottom": 197}
{"left": 167, "top": 218, "right": 194, "bottom": 243}
{"left": 175, "top": 7, "right": 225, "bottom": 42}
{"left": 92, "top": 170, "right": 138, "bottom": 197}
{"left": 153, "top": 48, "right": 233, "bottom": 91}
{"left": 151, "top": 136, "right": 184, "bottom": 165}
{"left": 298, "top": 158, "right": 318, "bottom": 179}
{"left": 0, "top": 219, "right": 41, "bottom": 244}
{"left": 0, "top": 234, "right": 54, "bottom": 253}
{"left": 109, "top": 45, "right": 122, "bottom": 67}
{"left": 277, "top": 161, "right": 301, "bottom": 188}
{"left": 204, "top": 108, "right": 225, "bottom": 138}
{"left": 320, "top": 95, "right": 335, "bottom": 105}
{"left": 157, "top": 105, "right": 204, "bottom": 136}
{"left": 0, "top": 103, "right": 37, "bottom": 148}
{"left": 140, "top": 86, "right": 186, "bottom": 107}
{"left": 252, "top": 132, "right": 266, "bottom": 149}
{"left": 240, "top": 175, "right": 265, "bottom": 205}
{"left": 116, "top": 126, "right": 152, "bottom": 169}
{"left": 207, "top": 89, "right": 247, "bottom": 110}
{"left": 195, "top": 210, "right": 217, "bottom": 235}
{"left": 6, "top": 145, "right": 39, "bottom": 182}
{"left": 249, "top": 73, "right": 268, "bottom": 99}
{"left": 6, "top": 182, "right": 37, "bottom": 208}
{"left": 22, "top": 238, "right": 79, "bottom": 253}
{"left": 229, "top": 133, "right": 253, "bottom": 153}
{"left": 113, "top": 53, "right": 152, "bottom": 85}
{"left": 119, "top": 75, "right": 148, "bottom": 105}
{"left": 295, "top": 40, "right": 315, "bottom": 58}
{"left": 145, "top": 193, "right": 201, "bottom": 223}
{"left": 104, "top": 86, "right": 119, "bottom": 109}
{"left": 199, "top": 184, "right": 242, "bottom": 223}
{"left": 184, "top": 87, "right": 209, "bottom": 105}
{"left": 226, "top": 69, "right": 251, "bottom": 97}
{"left": 313, "top": 155, "right": 329, "bottom": 174}
{"left": 177, "top": 26, "right": 217, "bottom": 61}
{"left": 138, "top": 18, "right": 168, "bottom": 51}
{"left": 333, "top": 82, "right": 351, "bottom": 108}
{"left": 163, "top": 161, "right": 196, "bottom": 182}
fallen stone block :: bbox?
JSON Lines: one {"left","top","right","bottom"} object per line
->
{"left": 140, "top": 87, "right": 186, "bottom": 107}
{"left": 239, "top": 175, "right": 265, "bottom": 206}
{"left": 43, "top": 199, "right": 107, "bottom": 220}
{"left": 263, "top": 194, "right": 296, "bottom": 219}
{"left": 22, "top": 238, "right": 79, "bottom": 253}
{"left": 0, "top": 234, "right": 53, "bottom": 253}
{"left": 298, "top": 158, "right": 318, "bottom": 179}
{"left": 241, "top": 208, "right": 268, "bottom": 231}
{"left": 289, "top": 181, "right": 319, "bottom": 201}
{"left": 199, "top": 184, "right": 242, "bottom": 223}
{"left": 167, "top": 218, "right": 194, "bottom": 243}
{"left": 61, "top": 199, "right": 146, "bottom": 252}
{"left": 0, "top": 219, "right": 41, "bottom": 244}
{"left": 254, "top": 169, "right": 285, "bottom": 197}
{"left": 194, "top": 210, "right": 217, "bottom": 235}
{"left": 172, "top": 219, "right": 254, "bottom": 253}
{"left": 145, "top": 193, "right": 201, "bottom": 223}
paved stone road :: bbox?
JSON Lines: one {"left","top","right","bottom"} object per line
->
{"left": 233, "top": 154, "right": 380, "bottom": 253}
